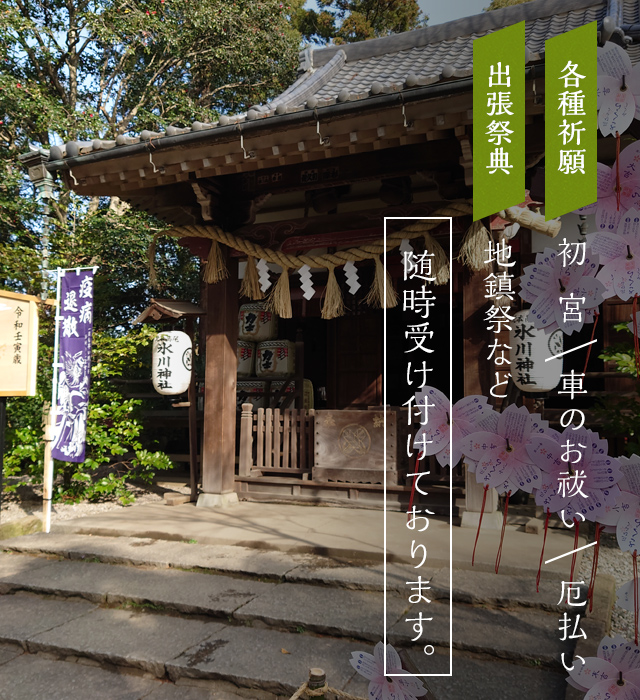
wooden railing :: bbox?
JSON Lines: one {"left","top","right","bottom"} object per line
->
{"left": 239, "top": 403, "right": 315, "bottom": 477}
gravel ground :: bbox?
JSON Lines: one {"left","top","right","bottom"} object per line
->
{"left": 577, "top": 529, "right": 633, "bottom": 640}
{"left": 0, "top": 477, "right": 191, "bottom": 526}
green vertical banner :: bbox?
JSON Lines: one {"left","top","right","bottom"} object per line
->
{"left": 545, "top": 23, "right": 597, "bottom": 219}
{"left": 473, "top": 22, "right": 525, "bottom": 221}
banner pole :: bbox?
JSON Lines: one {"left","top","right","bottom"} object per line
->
{"left": 43, "top": 268, "right": 62, "bottom": 533}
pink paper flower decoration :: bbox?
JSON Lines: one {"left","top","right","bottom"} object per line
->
{"left": 459, "top": 404, "right": 545, "bottom": 495}
{"left": 526, "top": 427, "right": 621, "bottom": 522}
{"left": 463, "top": 407, "right": 557, "bottom": 478}
{"left": 616, "top": 455, "right": 640, "bottom": 606}
{"left": 567, "top": 635, "right": 640, "bottom": 698}
{"left": 412, "top": 387, "right": 490, "bottom": 467}
{"left": 589, "top": 454, "right": 640, "bottom": 531}
{"left": 616, "top": 455, "right": 640, "bottom": 503}
{"left": 597, "top": 42, "right": 639, "bottom": 137}
{"left": 589, "top": 208, "right": 640, "bottom": 300}
{"left": 518, "top": 247, "right": 605, "bottom": 335}
{"left": 616, "top": 502, "right": 640, "bottom": 607}
{"left": 574, "top": 141, "right": 640, "bottom": 229}
{"left": 614, "top": 455, "right": 640, "bottom": 553}
{"left": 350, "top": 642, "right": 427, "bottom": 700}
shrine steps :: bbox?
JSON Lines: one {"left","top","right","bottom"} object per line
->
{"left": 0, "top": 533, "right": 615, "bottom": 699}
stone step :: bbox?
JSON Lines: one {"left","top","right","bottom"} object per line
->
{"left": 0, "top": 591, "right": 370, "bottom": 697}
{"left": 0, "top": 589, "right": 573, "bottom": 699}
{"left": 0, "top": 642, "right": 281, "bottom": 700}
{"left": 0, "top": 539, "right": 609, "bottom": 699}
{"left": 0, "top": 533, "right": 410, "bottom": 592}
{"left": 0, "top": 641, "right": 571, "bottom": 700}
{"left": 1, "top": 533, "right": 582, "bottom": 611}
{"left": 0, "top": 552, "right": 576, "bottom": 666}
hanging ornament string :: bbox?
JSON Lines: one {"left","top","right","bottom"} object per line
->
{"left": 407, "top": 452, "right": 423, "bottom": 523}
{"left": 616, "top": 131, "right": 621, "bottom": 211}
{"left": 582, "top": 309, "right": 600, "bottom": 376}
{"left": 495, "top": 490, "right": 511, "bottom": 574}
{"left": 148, "top": 201, "right": 561, "bottom": 320}
{"left": 148, "top": 204, "right": 470, "bottom": 289}
{"left": 536, "top": 509, "right": 552, "bottom": 593}
{"left": 570, "top": 519, "right": 580, "bottom": 582}
{"left": 587, "top": 523, "right": 604, "bottom": 613}
{"left": 634, "top": 549, "right": 639, "bottom": 646}
{"left": 472, "top": 484, "right": 489, "bottom": 567}
{"left": 633, "top": 294, "right": 640, "bottom": 378}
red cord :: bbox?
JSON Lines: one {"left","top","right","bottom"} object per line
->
{"left": 536, "top": 509, "right": 551, "bottom": 593}
{"left": 616, "top": 131, "right": 621, "bottom": 211}
{"left": 407, "top": 452, "right": 423, "bottom": 523}
{"left": 587, "top": 523, "right": 603, "bottom": 613}
{"left": 472, "top": 485, "right": 489, "bottom": 567}
{"left": 495, "top": 491, "right": 511, "bottom": 574}
{"left": 582, "top": 309, "right": 600, "bottom": 376}
{"left": 634, "top": 550, "right": 639, "bottom": 646}
{"left": 570, "top": 519, "right": 580, "bottom": 582}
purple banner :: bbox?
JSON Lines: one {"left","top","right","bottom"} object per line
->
{"left": 51, "top": 269, "right": 94, "bottom": 463}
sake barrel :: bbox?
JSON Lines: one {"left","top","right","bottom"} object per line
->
{"left": 237, "top": 341, "right": 256, "bottom": 378}
{"left": 256, "top": 340, "right": 295, "bottom": 378}
{"left": 238, "top": 303, "right": 278, "bottom": 342}
{"left": 236, "top": 380, "right": 266, "bottom": 410}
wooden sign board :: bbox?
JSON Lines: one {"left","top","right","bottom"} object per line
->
{"left": 313, "top": 409, "right": 398, "bottom": 485}
{"left": 0, "top": 290, "right": 39, "bottom": 396}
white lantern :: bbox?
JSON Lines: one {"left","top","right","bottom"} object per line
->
{"left": 152, "top": 331, "right": 192, "bottom": 395}
{"left": 509, "top": 310, "right": 562, "bottom": 393}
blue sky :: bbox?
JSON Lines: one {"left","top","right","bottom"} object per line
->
{"left": 420, "top": 0, "right": 489, "bottom": 26}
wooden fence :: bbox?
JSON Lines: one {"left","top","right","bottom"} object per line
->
{"left": 239, "top": 403, "right": 315, "bottom": 477}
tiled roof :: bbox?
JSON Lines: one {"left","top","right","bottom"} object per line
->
{"left": 50, "top": 0, "right": 618, "bottom": 162}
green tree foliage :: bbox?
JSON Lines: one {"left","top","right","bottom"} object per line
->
{"left": 294, "top": 0, "right": 425, "bottom": 45}
{"left": 0, "top": 0, "right": 299, "bottom": 141}
{"left": 0, "top": 0, "right": 301, "bottom": 500}
{"left": 595, "top": 323, "right": 640, "bottom": 457}
{"left": 4, "top": 327, "right": 174, "bottom": 503}
{"left": 0, "top": 0, "right": 300, "bottom": 302}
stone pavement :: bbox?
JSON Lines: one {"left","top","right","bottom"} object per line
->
{"left": 0, "top": 502, "right": 616, "bottom": 699}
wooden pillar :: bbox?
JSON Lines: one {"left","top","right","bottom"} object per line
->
{"left": 186, "top": 316, "right": 199, "bottom": 502}
{"left": 461, "top": 268, "right": 500, "bottom": 527}
{"left": 197, "top": 252, "right": 239, "bottom": 508}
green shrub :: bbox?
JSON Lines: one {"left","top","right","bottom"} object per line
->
{"left": 4, "top": 324, "right": 174, "bottom": 504}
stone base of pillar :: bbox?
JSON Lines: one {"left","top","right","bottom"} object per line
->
{"left": 196, "top": 492, "right": 239, "bottom": 509}
{"left": 460, "top": 510, "right": 503, "bottom": 529}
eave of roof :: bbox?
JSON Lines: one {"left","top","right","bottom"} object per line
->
{"left": 45, "top": 74, "right": 481, "bottom": 173}
{"left": 42, "top": 0, "right": 612, "bottom": 177}
{"left": 133, "top": 299, "right": 205, "bottom": 324}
